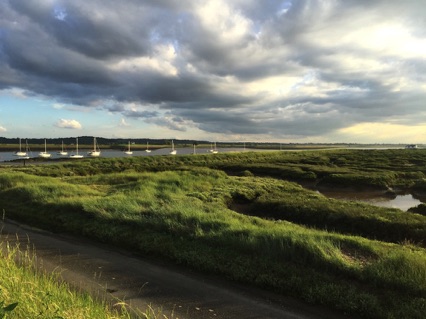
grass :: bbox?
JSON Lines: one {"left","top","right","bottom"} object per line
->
{"left": 1, "top": 149, "right": 426, "bottom": 318}
{"left": 0, "top": 240, "right": 136, "bottom": 319}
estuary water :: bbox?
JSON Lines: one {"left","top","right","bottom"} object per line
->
{"left": 0, "top": 147, "right": 247, "bottom": 163}
{"left": 318, "top": 190, "right": 423, "bottom": 211}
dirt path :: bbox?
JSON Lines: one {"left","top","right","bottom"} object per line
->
{"left": 0, "top": 219, "right": 349, "bottom": 319}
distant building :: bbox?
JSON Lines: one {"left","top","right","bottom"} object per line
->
{"left": 405, "top": 144, "right": 418, "bottom": 149}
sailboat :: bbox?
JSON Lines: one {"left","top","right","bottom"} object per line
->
{"left": 57, "top": 140, "right": 68, "bottom": 156}
{"left": 169, "top": 140, "right": 177, "bottom": 155}
{"left": 145, "top": 141, "right": 151, "bottom": 153}
{"left": 87, "top": 137, "right": 101, "bottom": 157}
{"left": 14, "top": 138, "right": 27, "bottom": 157}
{"left": 209, "top": 142, "right": 218, "bottom": 154}
{"left": 38, "top": 139, "right": 51, "bottom": 158}
{"left": 19, "top": 140, "right": 31, "bottom": 159}
{"left": 124, "top": 141, "right": 133, "bottom": 155}
{"left": 70, "top": 137, "right": 84, "bottom": 158}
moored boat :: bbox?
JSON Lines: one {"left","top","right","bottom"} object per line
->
{"left": 38, "top": 139, "right": 51, "bottom": 158}
{"left": 124, "top": 141, "right": 133, "bottom": 155}
{"left": 170, "top": 140, "right": 177, "bottom": 155}
{"left": 87, "top": 137, "right": 101, "bottom": 157}
{"left": 70, "top": 137, "right": 84, "bottom": 159}
{"left": 14, "top": 138, "right": 27, "bottom": 157}
{"left": 57, "top": 140, "right": 68, "bottom": 156}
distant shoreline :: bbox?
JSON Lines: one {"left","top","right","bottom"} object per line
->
{"left": 0, "top": 140, "right": 422, "bottom": 152}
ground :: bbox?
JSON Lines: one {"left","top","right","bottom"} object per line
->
{"left": 0, "top": 219, "right": 353, "bottom": 319}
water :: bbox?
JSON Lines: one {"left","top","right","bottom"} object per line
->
{"left": 0, "top": 147, "right": 249, "bottom": 163}
{"left": 369, "top": 194, "right": 422, "bottom": 211}
{"left": 318, "top": 190, "right": 423, "bottom": 211}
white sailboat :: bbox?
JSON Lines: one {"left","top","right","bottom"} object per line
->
{"left": 145, "top": 141, "right": 151, "bottom": 153}
{"left": 57, "top": 140, "right": 68, "bottom": 156}
{"left": 170, "top": 140, "right": 177, "bottom": 155}
{"left": 209, "top": 142, "right": 218, "bottom": 154}
{"left": 14, "top": 138, "right": 27, "bottom": 157}
{"left": 19, "top": 140, "right": 31, "bottom": 159}
{"left": 38, "top": 139, "right": 51, "bottom": 158}
{"left": 124, "top": 141, "right": 133, "bottom": 155}
{"left": 70, "top": 137, "right": 84, "bottom": 158}
{"left": 87, "top": 137, "right": 101, "bottom": 157}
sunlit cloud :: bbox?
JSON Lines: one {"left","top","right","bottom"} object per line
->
{"left": 54, "top": 119, "right": 82, "bottom": 129}
{"left": 0, "top": 125, "right": 7, "bottom": 132}
{"left": 0, "top": 0, "right": 425, "bottom": 142}
{"left": 337, "top": 122, "right": 426, "bottom": 144}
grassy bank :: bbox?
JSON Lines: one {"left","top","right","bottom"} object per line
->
{"left": 1, "top": 149, "right": 426, "bottom": 318}
{"left": 0, "top": 241, "right": 139, "bottom": 318}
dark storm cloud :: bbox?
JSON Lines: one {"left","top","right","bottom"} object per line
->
{"left": 124, "top": 109, "right": 159, "bottom": 119}
{"left": 3, "top": 32, "right": 113, "bottom": 86}
{"left": 9, "top": 0, "right": 153, "bottom": 59}
{"left": 1, "top": 0, "right": 425, "bottom": 139}
{"left": 179, "top": 109, "right": 264, "bottom": 134}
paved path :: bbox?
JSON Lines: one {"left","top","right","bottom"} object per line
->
{"left": 0, "top": 220, "right": 349, "bottom": 319}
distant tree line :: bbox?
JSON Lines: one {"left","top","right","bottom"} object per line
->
{"left": 0, "top": 136, "right": 209, "bottom": 146}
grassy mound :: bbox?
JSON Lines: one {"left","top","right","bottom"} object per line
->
{"left": 1, "top": 149, "right": 425, "bottom": 318}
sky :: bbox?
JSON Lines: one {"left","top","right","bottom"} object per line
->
{"left": 0, "top": 0, "right": 425, "bottom": 143}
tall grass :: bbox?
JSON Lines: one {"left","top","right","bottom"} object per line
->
{"left": 0, "top": 165, "right": 425, "bottom": 318}
{"left": 1, "top": 150, "right": 426, "bottom": 318}
{"left": 12, "top": 149, "right": 426, "bottom": 191}
{"left": 0, "top": 241, "right": 135, "bottom": 319}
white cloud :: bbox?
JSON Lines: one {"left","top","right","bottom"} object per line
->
{"left": 0, "top": 88, "right": 28, "bottom": 99}
{"left": 195, "top": 0, "right": 252, "bottom": 45}
{"left": 0, "top": 125, "right": 7, "bottom": 132}
{"left": 119, "top": 118, "right": 130, "bottom": 127}
{"left": 52, "top": 103, "right": 65, "bottom": 109}
{"left": 109, "top": 44, "right": 178, "bottom": 76}
{"left": 55, "top": 119, "right": 82, "bottom": 129}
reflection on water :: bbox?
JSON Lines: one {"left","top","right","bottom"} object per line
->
{"left": 319, "top": 191, "right": 422, "bottom": 211}
{"left": 367, "top": 194, "right": 422, "bottom": 211}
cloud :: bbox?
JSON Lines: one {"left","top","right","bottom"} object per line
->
{"left": 119, "top": 118, "right": 130, "bottom": 127}
{"left": 53, "top": 103, "right": 65, "bottom": 109}
{"left": 55, "top": 119, "right": 82, "bottom": 129}
{"left": 1, "top": 0, "right": 425, "bottom": 141}
{"left": 0, "top": 125, "right": 7, "bottom": 132}
{"left": 337, "top": 122, "right": 426, "bottom": 144}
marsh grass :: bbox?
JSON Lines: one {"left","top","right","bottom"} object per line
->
{"left": 1, "top": 149, "right": 426, "bottom": 318}
{"left": 239, "top": 177, "right": 426, "bottom": 244}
